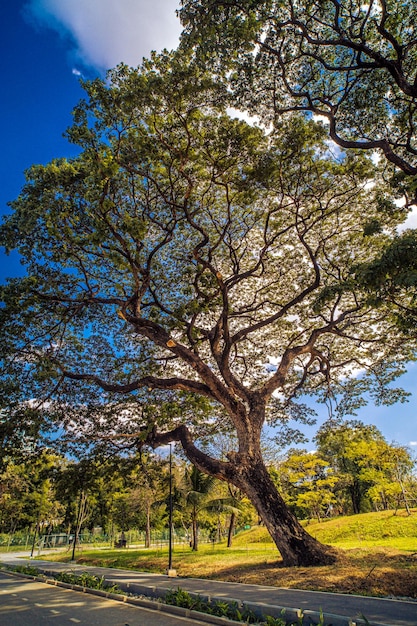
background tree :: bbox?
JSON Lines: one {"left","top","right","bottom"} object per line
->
{"left": 0, "top": 461, "right": 33, "bottom": 534}
{"left": 122, "top": 453, "right": 170, "bottom": 547}
{"left": 0, "top": 450, "right": 64, "bottom": 535}
{"left": 55, "top": 459, "right": 99, "bottom": 541}
{"left": 315, "top": 420, "right": 415, "bottom": 514}
{"left": 277, "top": 450, "right": 337, "bottom": 522}
{"left": 224, "top": 483, "right": 252, "bottom": 547}
{"left": 1, "top": 55, "right": 414, "bottom": 566}
{"left": 181, "top": 465, "right": 217, "bottom": 550}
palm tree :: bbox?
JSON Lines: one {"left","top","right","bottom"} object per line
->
{"left": 182, "top": 465, "right": 240, "bottom": 550}
{"left": 182, "top": 465, "right": 216, "bottom": 551}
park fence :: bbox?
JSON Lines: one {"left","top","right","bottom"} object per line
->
{"left": 0, "top": 527, "right": 216, "bottom": 551}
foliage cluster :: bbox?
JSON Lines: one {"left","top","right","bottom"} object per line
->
{"left": 165, "top": 587, "right": 258, "bottom": 623}
{"left": 276, "top": 420, "right": 416, "bottom": 521}
{"left": 0, "top": 450, "right": 256, "bottom": 545}
{"left": 164, "top": 587, "right": 328, "bottom": 625}
{"left": 54, "top": 570, "right": 122, "bottom": 594}
{"left": 9, "top": 564, "right": 41, "bottom": 577}
{"left": 180, "top": 0, "right": 417, "bottom": 178}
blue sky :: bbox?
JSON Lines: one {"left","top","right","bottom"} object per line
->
{"left": 1, "top": 1, "right": 415, "bottom": 450}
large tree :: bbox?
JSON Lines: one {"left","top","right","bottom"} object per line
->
{"left": 276, "top": 450, "right": 338, "bottom": 522}
{"left": 0, "top": 55, "right": 413, "bottom": 566}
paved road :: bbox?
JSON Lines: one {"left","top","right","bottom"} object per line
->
{"left": 0, "top": 570, "right": 209, "bottom": 626}
{"left": 2, "top": 551, "right": 417, "bottom": 625}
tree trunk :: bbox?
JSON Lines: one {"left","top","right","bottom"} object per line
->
{"left": 397, "top": 473, "right": 411, "bottom": 516}
{"left": 227, "top": 511, "right": 236, "bottom": 548}
{"left": 350, "top": 480, "right": 362, "bottom": 514}
{"left": 191, "top": 514, "right": 198, "bottom": 551}
{"left": 232, "top": 457, "right": 336, "bottom": 566}
{"left": 145, "top": 502, "right": 151, "bottom": 548}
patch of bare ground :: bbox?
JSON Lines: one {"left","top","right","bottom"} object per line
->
{"left": 208, "top": 550, "right": 417, "bottom": 599}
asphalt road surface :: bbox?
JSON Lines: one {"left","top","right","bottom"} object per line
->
{"left": 0, "top": 571, "right": 207, "bottom": 626}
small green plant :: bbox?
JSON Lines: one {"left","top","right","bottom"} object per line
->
{"left": 55, "top": 571, "right": 121, "bottom": 594}
{"left": 217, "top": 600, "right": 258, "bottom": 623}
{"left": 165, "top": 587, "right": 258, "bottom": 623}
{"left": 240, "top": 606, "right": 258, "bottom": 623}
{"left": 261, "top": 608, "right": 330, "bottom": 626}
{"left": 211, "top": 599, "right": 231, "bottom": 617}
{"left": 164, "top": 587, "right": 206, "bottom": 611}
{"left": 163, "top": 587, "right": 336, "bottom": 625}
{"left": 295, "top": 609, "right": 304, "bottom": 626}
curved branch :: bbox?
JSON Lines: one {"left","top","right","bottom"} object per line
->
{"left": 60, "top": 369, "right": 215, "bottom": 398}
{"left": 260, "top": 308, "right": 359, "bottom": 399}
{"left": 231, "top": 218, "right": 321, "bottom": 345}
{"left": 275, "top": 95, "right": 417, "bottom": 176}
{"left": 124, "top": 315, "right": 244, "bottom": 416}
{"left": 327, "top": 115, "right": 417, "bottom": 175}
{"left": 147, "top": 424, "right": 233, "bottom": 481}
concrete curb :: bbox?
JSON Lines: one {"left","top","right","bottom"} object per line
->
{"left": 1, "top": 565, "right": 394, "bottom": 626}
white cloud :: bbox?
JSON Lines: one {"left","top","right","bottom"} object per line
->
{"left": 398, "top": 205, "right": 417, "bottom": 232}
{"left": 228, "top": 107, "right": 261, "bottom": 127}
{"left": 409, "top": 441, "right": 417, "bottom": 446}
{"left": 25, "top": 0, "right": 182, "bottom": 71}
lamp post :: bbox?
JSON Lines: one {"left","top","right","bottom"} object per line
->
{"left": 167, "top": 443, "right": 176, "bottom": 577}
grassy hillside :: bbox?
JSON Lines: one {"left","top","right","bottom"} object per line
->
{"left": 233, "top": 509, "right": 417, "bottom": 551}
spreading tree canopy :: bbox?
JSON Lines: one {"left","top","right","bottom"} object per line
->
{"left": 0, "top": 55, "right": 414, "bottom": 566}
{"left": 179, "top": 0, "right": 417, "bottom": 327}
{"left": 180, "top": 0, "right": 417, "bottom": 179}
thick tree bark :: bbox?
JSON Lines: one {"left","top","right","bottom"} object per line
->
{"left": 350, "top": 480, "right": 362, "bottom": 514}
{"left": 231, "top": 457, "right": 336, "bottom": 566}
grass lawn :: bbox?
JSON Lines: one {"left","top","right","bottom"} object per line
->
{"left": 39, "top": 509, "right": 417, "bottom": 599}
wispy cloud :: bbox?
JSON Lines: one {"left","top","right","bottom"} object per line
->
{"left": 25, "top": 0, "right": 181, "bottom": 72}
{"left": 409, "top": 441, "right": 417, "bottom": 446}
